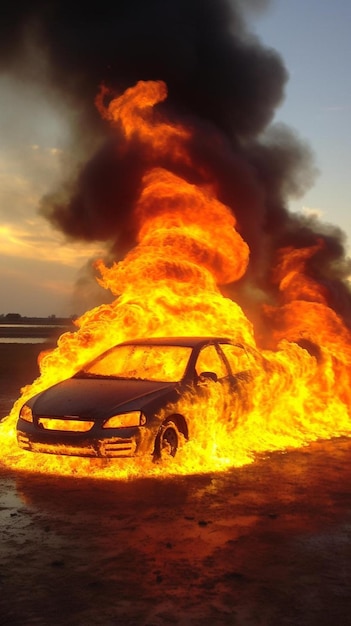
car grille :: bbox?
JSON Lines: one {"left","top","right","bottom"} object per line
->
{"left": 17, "top": 432, "right": 137, "bottom": 458}
{"left": 100, "top": 437, "right": 137, "bottom": 457}
{"left": 37, "top": 417, "right": 94, "bottom": 432}
{"left": 17, "top": 434, "right": 98, "bottom": 456}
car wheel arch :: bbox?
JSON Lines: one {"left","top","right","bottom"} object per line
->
{"left": 153, "top": 413, "right": 188, "bottom": 461}
{"left": 165, "top": 413, "right": 188, "bottom": 441}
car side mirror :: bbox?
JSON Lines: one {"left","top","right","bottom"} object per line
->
{"left": 198, "top": 371, "right": 218, "bottom": 383}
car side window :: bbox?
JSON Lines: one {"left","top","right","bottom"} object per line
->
{"left": 195, "top": 345, "right": 228, "bottom": 380}
{"left": 219, "top": 344, "right": 251, "bottom": 376}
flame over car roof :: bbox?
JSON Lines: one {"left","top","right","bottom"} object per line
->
{"left": 117, "top": 337, "right": 234, "bottom": 348}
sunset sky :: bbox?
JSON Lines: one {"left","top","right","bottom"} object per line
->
{"left": 1, "top": 0, "right": 350, "bottom": 317}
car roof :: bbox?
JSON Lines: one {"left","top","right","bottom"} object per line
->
{"left": 117, "top": 336, "right": 234, "bottom": 348}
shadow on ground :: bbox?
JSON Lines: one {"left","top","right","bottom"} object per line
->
{"left": 1, "top": 437, "right": 351, "bottom": 625}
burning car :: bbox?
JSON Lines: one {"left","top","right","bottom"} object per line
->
{"left": 16, "top": 336, "right": 255, "bottom": 460}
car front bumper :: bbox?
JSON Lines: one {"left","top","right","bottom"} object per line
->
{"left": 16, "top": 420, "right": 153, "bottom": 458}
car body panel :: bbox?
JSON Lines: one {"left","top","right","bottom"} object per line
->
{"left": 28, "top": 378, "right": 177, "bottom": 420}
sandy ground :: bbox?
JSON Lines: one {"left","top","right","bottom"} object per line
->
{"left": 1, "top": 345, "right": 351, "bottom": 625}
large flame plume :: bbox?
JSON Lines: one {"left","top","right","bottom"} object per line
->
{"left": 1, "top": 81, "right": 351, "bottom": 479}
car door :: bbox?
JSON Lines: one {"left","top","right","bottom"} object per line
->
{"left": 192, "top": 343, "right": 234, "bottom": 422}
{"left": 217, "top": 343, "right": 254, "bottom": 421}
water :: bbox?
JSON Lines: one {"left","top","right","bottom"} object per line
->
{"left": 0, "top": 323, "right": 70, "bottom": 344}
{"left": 0, "top": 337, "right": 46, "bottom": 344}
{"left": 0, "top": 324, "right": 67, "bottom": 329}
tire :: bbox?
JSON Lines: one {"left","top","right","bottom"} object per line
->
{"left": 154, "top": 420, "right": 180, "bottom": 461}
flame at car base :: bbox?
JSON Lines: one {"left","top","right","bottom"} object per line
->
{"left": 1, "top": 80, "right": 351, "bottom": 480}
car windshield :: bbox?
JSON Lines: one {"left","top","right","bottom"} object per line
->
{"left": 79, "top": 344, "right": 193, "bottom": 383}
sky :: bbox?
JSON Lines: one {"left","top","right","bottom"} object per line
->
{"left": 252, "top": 0, "right": 351, "bottom": 231}
{"left": 0, "top": 0, "right": 350, "bottom": 318}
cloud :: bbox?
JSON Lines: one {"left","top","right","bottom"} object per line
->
{"left": 0, "top": 142, "right": 105, "bottom": 266}
{"left": 0, "top": 255, "right": 75, "bottom": 316}
{"left": 0, "top": 250, "right": 110, "bottom": 317}
{"left": 0, "top": 220, "right": 104, "bottom": 266}
{"left": 0, "top": 139, "right": 106, "bottom": 316}
{"left": 301, "top": 205, "right": 324, "bottom": 220}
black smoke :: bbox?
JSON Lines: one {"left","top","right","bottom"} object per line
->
{"left": 2, "top": 0, "right": 351, "bottom": 338}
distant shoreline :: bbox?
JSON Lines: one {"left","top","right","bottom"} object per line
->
{"left": 0, "top": 317, "right": 76, "bottom": 325}
{"left": 0, "top": 320, "right": 75, "bottom": 339}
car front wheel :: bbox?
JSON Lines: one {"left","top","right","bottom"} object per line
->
{"left": 154, "top": 420, "right": 180, "bottom": 461}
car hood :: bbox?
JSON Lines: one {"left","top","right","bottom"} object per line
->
{"left": 29, "top": 377, "right": 177, "bottom": 419}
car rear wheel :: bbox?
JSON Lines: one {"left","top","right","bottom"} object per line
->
{"left": 154, "top": 420, "right": 180, "bottom": 461}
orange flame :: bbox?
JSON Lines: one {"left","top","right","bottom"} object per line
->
{"left": 1, "top": 80, "right": 351, "bottom": 479}
{"left": 95, "top": 80, "right": 189, "bottom": 160}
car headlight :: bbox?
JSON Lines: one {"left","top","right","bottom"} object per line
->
{"left": 19, "top": 404, "right": 33, "bottom": 423}
{"left": 103, "top": 411, "right": 146, "bottom": 429}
